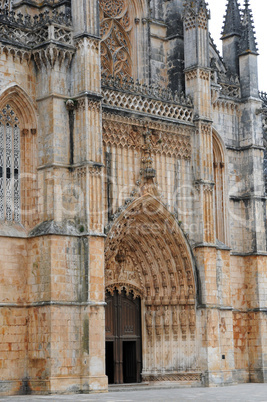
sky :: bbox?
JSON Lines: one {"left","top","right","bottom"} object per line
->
{"left": 208, "top": 0, "right": 267, "bottom": 92}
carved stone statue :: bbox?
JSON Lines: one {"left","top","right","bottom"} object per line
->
{"left": 172, "top": 306, "right": 179, "bottom": 339}
{"left": 145, "top": 306, "right": 153, "bottom": 337}
{"left": 180, "top": 284, "right": 186, "bottom": 300}
{"left": 164, "top": 306, "right": 171, "bottom": 335}
{"left": 189, "top": 306, "right": 196, "bottom": 340}
{"left": 180, "top": 305, "right": 187, "bottom": 340}
{"left": 155, "top": 306, "right": 163, "bottom": 337}
{"left": 155, "top": 306, "right": 162, "bottom": 326}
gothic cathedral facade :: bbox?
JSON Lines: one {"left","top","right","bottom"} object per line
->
{"left": 1, "top": 0, "right": 267, "bottom": 396}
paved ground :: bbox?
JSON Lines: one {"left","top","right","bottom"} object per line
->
{"left": 1, "top": 384, "right": 267, "bottom": 402}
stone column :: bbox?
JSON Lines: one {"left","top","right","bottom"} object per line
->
{"left": 183, "top": 0, "right": 234, "bottom": 386}
{"left": 70, "top": 0, "right": 107, "bottom": 392}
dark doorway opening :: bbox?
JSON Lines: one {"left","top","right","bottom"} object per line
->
{"left": 106, "top": 341, "right": 114, "bottom": 384}
{"left": 123, "top": 341, "right": 137, "bottom": 383}
{"left": 105, "top": 290, "right": 142, "bottom": 384}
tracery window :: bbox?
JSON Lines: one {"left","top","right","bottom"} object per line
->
{"left": 99, "top": 0, "right": 133, "bottom": 78}
{"left": 0, "top": 104, "right": 20, "bottom": 223}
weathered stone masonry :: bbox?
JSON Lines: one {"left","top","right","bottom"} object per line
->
{"left": 1, "top": 0, "right": 267, "bottom": 395}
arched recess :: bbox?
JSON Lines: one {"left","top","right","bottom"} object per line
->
{"left": 105, "top": 194, "right": 200, "bottom": 380}
{"left": 99, "top": 0, "right": 149, "bottom": 81}
{"left": 0, "top": 85, "right": 38, "bottom": 229}
{"left": 212, "top": 129, "right": 229, "bottom": 245}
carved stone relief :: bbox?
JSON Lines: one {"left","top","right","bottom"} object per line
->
{"left": 99, "top": 0, "right": 133, "bottom": 78}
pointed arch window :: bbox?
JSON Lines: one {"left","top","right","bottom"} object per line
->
{"left": 99, "top": 0, "right": 133, "bottom": 78}
{"left": 0, "top": 104, "right": 20, "bottom": 222}
{"left": 213, "top": 132, "right": 227, "bottom": 244}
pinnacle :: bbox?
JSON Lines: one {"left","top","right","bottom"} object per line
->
{"left": 221, "top": 0, "right": 242, "bottom": 38}
{"left": 183, "top": 0, "right": 210, "bottom": 18}
{"left": 239, "top": 0, "right": 258, "bottom": 55}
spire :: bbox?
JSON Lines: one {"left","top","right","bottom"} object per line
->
{"left": 221, "top": 0, "right": 241, "bottom": 38}
{"left": 239, "top": 0, "right": 258, "bottom": 55}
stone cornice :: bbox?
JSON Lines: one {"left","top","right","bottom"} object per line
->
{"left": 229, "top": 195, "right": 267, "bottom": 202}
{"left": 226, "top": 144, "right": 265, "bottom": 152}
{"left": 231, "top": 251, "right": 267, "bottom": 256}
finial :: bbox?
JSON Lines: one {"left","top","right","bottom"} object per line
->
{"left": 239, "top": 0, "right": 258, "bottom": 55}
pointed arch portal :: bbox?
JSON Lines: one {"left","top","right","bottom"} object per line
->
{"left": 105, "top": 195, "right": 200, "bottom": 383}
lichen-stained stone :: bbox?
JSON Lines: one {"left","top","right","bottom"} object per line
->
{"left": 0, "top": 0, "right": 267, "bottom": 396}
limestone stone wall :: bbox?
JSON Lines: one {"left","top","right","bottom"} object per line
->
{"left": 0, "top": 0, "right": 267, "bottom": 396}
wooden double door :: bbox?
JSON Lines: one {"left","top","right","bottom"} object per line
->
{"left": 105, "top": 290, "right": 142, "bottom": 384}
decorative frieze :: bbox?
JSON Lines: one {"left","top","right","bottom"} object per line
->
{"left": 88, "top": 165, "right": 102, "bottom": 176}
{"left": 101, "top": 74, "right": 193, "bottom": 123}
{"left": 142, "top": 373, "right": 202, "bottom": 382}
{"left": 0, "top": 8, "right": 71, "bottom": 29}
{"left": 102, "top": 74, "right": 193, "bottom": 106}
{"left": 102, "top": 88, "right": 193, "bottom": 123}
{"left": 103, "top": 111, "right": 193, "bottom": 134}
{"left": 32, "top": 45, "right": 74, "bottom": 69}
{"left": 0, "top": 8, "right": 75, "bottom": 69}
{"left": 75, "top": 36, "right": 99, "bottom": 52}
{"left": 102, "top": 113, "right": 192, "bottom": 159}
{"left": 199, "top": 69, "right": 210, "bottom": 81}
{"left": 0, "top": 44, "right": 30, "bottom": 62}
{"left": 0, "top": 9, "right": 73, "bottom": 48}
{"left": 185, "top": 69, "right": 209, "bottom": 82}
{"left": 219, "top": 82, "right": 240, "bottom": 99}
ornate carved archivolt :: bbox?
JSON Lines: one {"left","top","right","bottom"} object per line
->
{"left": 105, "top": 194, "right": 199, "bottom": 375}
{"left": 99, "top": 0, "right": 133, "bottom": 78}
{"left": 105, "top": 194, "right": 196, "bottom": 323}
